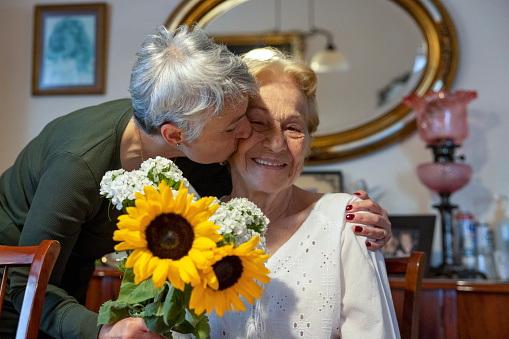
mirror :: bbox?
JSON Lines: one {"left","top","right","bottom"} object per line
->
{"left": 166, "top": 0, "right": 458, "bottom": 164}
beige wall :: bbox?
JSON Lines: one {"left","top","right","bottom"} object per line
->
{"left": 1, "top": 0, "right": 508, "bottom": 265}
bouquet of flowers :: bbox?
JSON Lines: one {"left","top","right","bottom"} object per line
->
{"left": 98, "top": 157, "right": 270, "bottom": 338}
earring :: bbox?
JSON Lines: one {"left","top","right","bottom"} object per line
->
{"left": 176, "top": 143, "right": 180, "bottom": 147}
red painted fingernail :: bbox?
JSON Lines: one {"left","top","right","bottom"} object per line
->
{"left": 346, "top": 205, "right": 353, "bottom": 211}
{"left": 355, "top": 226, "right": 363, "bottom": 233}
{"left": 346, "top": 214, "right": 355, "bottom": 221}
{"left": 353, "top": 192, "right": 361, "bottom": 196}
{"left": 366, "top": 242, "right": 371, "bottom": 247}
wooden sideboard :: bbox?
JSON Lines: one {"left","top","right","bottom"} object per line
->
{"left": 390, "top": 278, "right": 509, "bottom": 339}
{"left": 87, "top": 267, "right": 509, "bottom": 338}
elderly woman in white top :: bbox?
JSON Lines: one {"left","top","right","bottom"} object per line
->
{"left": 209, "top": 48, "right": 399, "bottom": 338}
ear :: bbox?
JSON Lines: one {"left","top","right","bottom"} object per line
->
{"left": 160, "top": 123, "right": 184, "bottom": 146}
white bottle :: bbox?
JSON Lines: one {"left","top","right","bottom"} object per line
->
{"left": 476, "top": 220, "right": 497, "bottom": 279}
{"left": 493, "top": 195, "right": 509, "bottom": 280}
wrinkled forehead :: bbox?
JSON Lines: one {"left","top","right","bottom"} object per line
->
{"left": 253, "top": 77, "right": 309, "bottom": 118}
{"left": 258, "top": 98, "right": 308, "bottom": 120}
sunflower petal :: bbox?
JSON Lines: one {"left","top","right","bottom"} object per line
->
{"left": 125, "top": 249, "right": 144, "bottom": 268}
{"left": 192, "top": 237, "right": 218, "bottom": 250}
{"left": 167, "top": 262, "right": 185, "bottom": 291}
{"left": 227, "top": 288, "right": 247, "bottom": 312}
{"left": 116, "top": 216, "right": 143, "bottom": 230}
{"left": 151, "top": 260, "right": 169, "bottom": 289}
{"left": 114, "top": 242, "right": 134, "bottom": 252}
{"left": 178, "top": 256, "right": 201, "bottom": 286}
{"left": 189, "top": 285, "right": 205, "bottom": 314}
{"left": 235, "top": 236, "right": 259, "bottom": 254}
{"left": 188, "top": 248, "right": 212, "bottom": 268}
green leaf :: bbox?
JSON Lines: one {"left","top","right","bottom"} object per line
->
{"left": 189, "top": 309, "right": 211, "bottom": 339}
{"left": 116, "top": 269, "right": 137, "bottom": 302}
{"left": 130, "top": 279, "right": 164, "bottom": 303}
{"left": 163, "top": 285, "right": 187, "bottom": 326}
{"left": 172, "top": 319, "right": 195, "bottom": 334}
{"left": 194, "top": 322, "right": 211, "bottom": 339}
{"left": 144, "top": 300, "right": 165, "bottom": 317}
{"left": 97, "top": 300, "right": 130, "bottom": 325}
{"left": 117, "top": 268, "right": 164, "bottom": 304}
{"left": 144, "top": 315, "right": 172, "bottom": 337}
{"left": 117, "top": 256, "right": 127, "bottom": 272}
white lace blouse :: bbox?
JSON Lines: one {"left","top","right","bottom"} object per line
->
{"left": 208, "top": 193, "right": 400, "bottom": 339}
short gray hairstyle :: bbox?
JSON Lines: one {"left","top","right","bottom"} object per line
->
{"left": 129, "top": 25, "right": 259, "bottom": 141}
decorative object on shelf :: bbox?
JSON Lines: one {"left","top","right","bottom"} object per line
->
{"left": 404, "top": 90, "right": 477, "bottom": 277}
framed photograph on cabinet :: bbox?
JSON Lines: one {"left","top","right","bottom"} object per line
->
{"left": 382, "top": 215, "right": 435, "bottom": 276}
{"left": 212, "top": 33, "right": 304, "bottom": 59}
{"left": 295, "top": 171, "right": 343, "bottom": 194}
{"left": 32, "top": 3, "right": 108, "bottom": 95}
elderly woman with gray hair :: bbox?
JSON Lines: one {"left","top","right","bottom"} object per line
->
{"left": 207, "top": 48, "right": 399, "bottom": 338}
{"left": 0, "top": 26, "right": 391, "bottom": 338}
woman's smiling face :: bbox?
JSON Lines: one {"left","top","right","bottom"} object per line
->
{"left": 229, "top": 75, "right": 310, "bottom": 194}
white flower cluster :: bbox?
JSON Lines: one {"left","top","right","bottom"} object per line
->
{"left": 100, "top": 157, "right": 269, "bottom": 253}
{"left": 210, "top": 197, "right": 270, "bottom": 252}
{"left": 100, "top": 157, "right": 188, "bottom": 211}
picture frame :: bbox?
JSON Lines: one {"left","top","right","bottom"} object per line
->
{"left": 32, "top": 3, "right": 108, "bottom": 95}
{"left": 382, "top": 215, "right": 436, "bottom": 275}
{"left": 294, "top": 171, "right": 343, "bottom": 193}
{"left": 211, "top": 33, "right": 304, "bottom": 59}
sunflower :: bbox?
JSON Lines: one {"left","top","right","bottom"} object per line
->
{"left": 113, "top": 181, "right": 223, "bottom": 290}
{"left": 189, "top": 236, "right": 271, "bottom": 316}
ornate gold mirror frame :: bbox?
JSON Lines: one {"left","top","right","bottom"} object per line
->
{"left": 166, "top": 0, "right": 458, "bottom": 164}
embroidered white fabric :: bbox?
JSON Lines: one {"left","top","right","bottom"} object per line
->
{"left": 207, "top": 193, "right": 400, "bottom": 339}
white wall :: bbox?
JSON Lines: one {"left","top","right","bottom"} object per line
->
{"left": 1, "top": 0, "right": 508, "bottom": 265}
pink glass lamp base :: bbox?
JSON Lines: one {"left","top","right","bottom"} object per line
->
{"left": 417, "top": 162, "right": 473, "bottom": 194}
{"left": 417, "top": 162, "right": 474, "bottom": 276}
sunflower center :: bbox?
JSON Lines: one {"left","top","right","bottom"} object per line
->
{"left": 145, "top": 213, "right": 194, "bottom": 260}
{"left": 213, "top": 255, "right": 243, "bottom": 290}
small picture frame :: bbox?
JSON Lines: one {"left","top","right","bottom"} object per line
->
{"left": 211, "top": 33, "right": 304, "bottom": 59}
{"left": 32, "top": 3, "right": 108, "bottom": 95}
{"left": 294, "top": 171, "right": 343, "bottom": 193}
{"left": 382, "top": 215, "right": 435, "bottom": 274}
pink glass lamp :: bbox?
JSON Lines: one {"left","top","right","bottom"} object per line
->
{"left": 404, "top": 90, "right": 477, "bottom": 276}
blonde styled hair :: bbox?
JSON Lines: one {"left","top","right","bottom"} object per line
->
{"left": 241, "top": 47, "right": 320, "bottom": 134}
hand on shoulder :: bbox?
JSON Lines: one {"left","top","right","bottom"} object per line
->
{"left": 346, "top": 190, "right": 392, "bottom": 251}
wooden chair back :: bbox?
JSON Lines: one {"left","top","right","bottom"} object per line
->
{"left": 385, "top": 251, "right": 426, "bottom": 339}
{"left": 0, "top": 240, "right": 61, "bottom": 339}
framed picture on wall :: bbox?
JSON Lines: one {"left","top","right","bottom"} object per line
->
{"left": 212, "top": 33, "right": 304, "bottom": 59}
{"left": 294, "top": 171, "right": 343, "bottom": 193}
{"left": 32, "top": 3, "right": 108, "bottom": 95}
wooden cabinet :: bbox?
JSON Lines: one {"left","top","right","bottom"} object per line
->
{"left": 390, "top": 278, "right": 509, "bottom": 339}
{"left": 86, "top": 268, "right": 509, "bottom": 338}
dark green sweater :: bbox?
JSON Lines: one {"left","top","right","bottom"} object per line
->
{"left": 0, "top": 99, "right": 232, "bottom": 338}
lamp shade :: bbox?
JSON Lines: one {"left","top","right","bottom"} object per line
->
{"left": 403, "top": 90, "right": 477, "bottom": 145}
{"left": 310, "top": 48, "right": 349, "bottom": 73}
